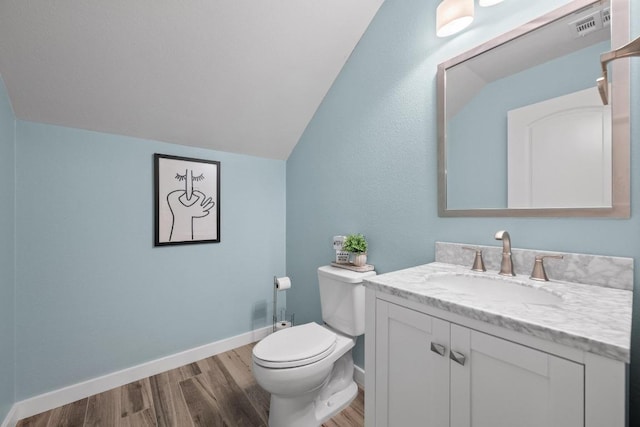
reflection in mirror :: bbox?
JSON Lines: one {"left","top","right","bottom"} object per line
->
{"left": 438, "top": 0, "right": 630, "bottom": 217}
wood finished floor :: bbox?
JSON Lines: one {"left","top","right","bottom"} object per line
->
{"left": 16, "top": 342, "right": 364, "bottom": 427}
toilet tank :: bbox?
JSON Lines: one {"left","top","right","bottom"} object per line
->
{"left": 317, "top": 266, "right": 376, "bottom": 336}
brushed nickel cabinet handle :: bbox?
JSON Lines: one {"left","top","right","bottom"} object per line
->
{"left": 450, "top": 350, "right": 466, "bottom": 366}
{"left": 430, "top": 342, "right": 446, "bottom": 357}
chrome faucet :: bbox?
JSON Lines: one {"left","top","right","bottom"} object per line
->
{"left": 494, "top": 230, "right": 515, "bottom": 276}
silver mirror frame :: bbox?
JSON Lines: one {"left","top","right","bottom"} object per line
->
{"left": 437, "top": 0, "right": 630, "bottom": 218}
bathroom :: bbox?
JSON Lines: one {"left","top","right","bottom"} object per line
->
{"left": 0, "top": 0, "right": 638, "bottom": 426}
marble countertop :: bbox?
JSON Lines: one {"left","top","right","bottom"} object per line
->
{"left": 364, "top": 262, "right": 633, "bottom": 363}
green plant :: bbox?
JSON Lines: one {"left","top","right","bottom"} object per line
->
{"left": 342, "top": 233, "right": 368, "bottom": 254}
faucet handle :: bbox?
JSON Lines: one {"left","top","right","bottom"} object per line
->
{"left": 530, "top": 254, "right": 564, "bottom": 281}
{"left": 462, "top": 246, "right": 486, "bottom": 272}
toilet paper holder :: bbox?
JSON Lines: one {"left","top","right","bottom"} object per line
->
{"left": 273, "top": 276, "right": 295, "bottom": 332}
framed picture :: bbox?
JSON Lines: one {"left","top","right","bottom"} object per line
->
{"left": 154, "top": 154, "right": 220, "bottom": 246}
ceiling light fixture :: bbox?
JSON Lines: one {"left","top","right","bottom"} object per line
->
{"left": 436, "top": 0, "right": 475, "bottom": 38}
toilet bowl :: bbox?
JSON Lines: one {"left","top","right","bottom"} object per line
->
{"left": 252, "top": 322, "right": 358, "bottom": 427}
{"left": 252, "top": 265, "right": 375, "bottom": 427}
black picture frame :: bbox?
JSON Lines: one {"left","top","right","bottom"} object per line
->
{"left": 154, "top": 154, "right": 220, "bottom": 246}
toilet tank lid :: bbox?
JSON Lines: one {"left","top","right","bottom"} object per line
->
{"left": 318, "top": 265, "right": 376, "bottom": 283}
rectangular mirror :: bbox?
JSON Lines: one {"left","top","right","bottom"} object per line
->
{"left": 438, "top": 0, "right": 630, "bottom": 217}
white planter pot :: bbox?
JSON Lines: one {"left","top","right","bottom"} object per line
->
{"left": 352, "top": 253, "right": 367, "bottom": 267}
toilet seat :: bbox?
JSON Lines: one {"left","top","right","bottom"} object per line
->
{"left": 253, "top": 322, "right": 337, "bottom": 369}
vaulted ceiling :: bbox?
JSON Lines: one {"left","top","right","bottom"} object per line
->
{"left": 0, "top": 0, "right": 384, "bottom": 159}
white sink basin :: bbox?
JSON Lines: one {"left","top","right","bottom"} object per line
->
{"left": 424, "top": 273, "right": 562, "bottom": 305}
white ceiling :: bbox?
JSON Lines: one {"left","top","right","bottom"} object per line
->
{"left": 0, "top": 0, "right": 384, "bottom": 159}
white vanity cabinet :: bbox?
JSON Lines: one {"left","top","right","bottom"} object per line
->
{"left": 365, "top": 291, "right": 628, "bottom": 427}
{"left": 373, "top": 299, "right": 450, "bottom": 426}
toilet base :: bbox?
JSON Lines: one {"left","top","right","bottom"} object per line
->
{"left": 314, "top": 380, "right": 358, "bottom": 425}
{"left": 267, "top": 351, "right": 359, "bottom": 427}
{"left": 268, "top": 380, "right": 358, "bottom": 427}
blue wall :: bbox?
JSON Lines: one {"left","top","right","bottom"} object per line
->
{"left": 286, "top": 0, "right": 640, "bottom": 413}
{"left": 14, "top": 122, "right": 286, "bottom": 399}
{"left": 0, "top": 77, "right": 15, "bottom": 422}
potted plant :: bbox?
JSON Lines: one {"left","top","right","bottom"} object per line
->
{"left": 342, "top": 233, "right": 368, "bottom": 267}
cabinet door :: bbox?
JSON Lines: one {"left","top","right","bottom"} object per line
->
{"left": 375, "top": 300, "right": 450, "bottom": 427}
{"left": 450, "top": 325, "right": 584, "bottom": 427}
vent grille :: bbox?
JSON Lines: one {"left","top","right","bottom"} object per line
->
{"left": 569, "top": 9, "right": 606, "bottom": 37}
{"left": 601, "top": 7, "right": 611, "bottom": 27}
{"left": 576, "top": 17, "right": 597, "bottom": 33}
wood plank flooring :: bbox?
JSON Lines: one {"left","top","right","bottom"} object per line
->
{"left": 16, "top": 342, "right": 364, "bottom": 427}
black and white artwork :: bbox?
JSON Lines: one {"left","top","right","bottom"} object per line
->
{"left": 154, "top": 154, "right": 220, "bottom": 246}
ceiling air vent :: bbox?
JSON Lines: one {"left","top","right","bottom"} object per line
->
{"left": 569, "top": 10, "right": 604, "bottom": 37}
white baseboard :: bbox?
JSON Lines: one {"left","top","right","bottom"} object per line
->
{"left": 354, "top": 364, "right": 365, "bottom": 388}
{"left": 1, "top": 405, "right": 18, "bottom": 427}
{"left": 9, "top": 326, "right": 271, "bottom": 425}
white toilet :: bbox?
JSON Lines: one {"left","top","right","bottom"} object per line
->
{"left": 252, "top": 265, "right": 376, "bottom": 427}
